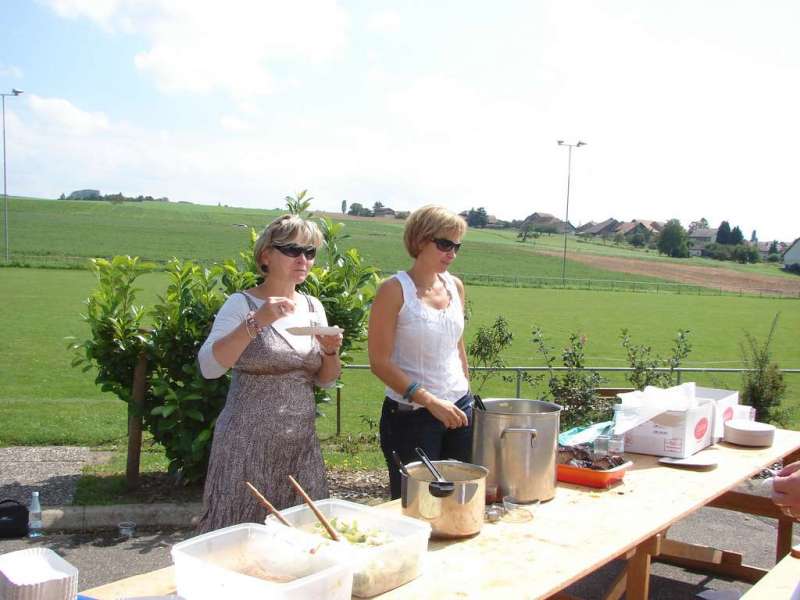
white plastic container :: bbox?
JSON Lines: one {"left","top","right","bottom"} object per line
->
{"left": 0, "top": 547, "right": 78, "bottom": 600}
{"left": 265, "top": 498, "right": 431, "bottom": 597}
{"left": 171, "top": 523, "right": 353, "bottom": 600}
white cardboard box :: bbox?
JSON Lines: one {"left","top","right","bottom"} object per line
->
{"left": 623, "top": 397, "right": 714, "bottom": 458}
{"left": 695, "top": 386, "right": 739, "bottom": 441}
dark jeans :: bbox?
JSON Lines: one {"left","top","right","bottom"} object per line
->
{"left": 379, "top": 393, "right": 474, "bottom": 500}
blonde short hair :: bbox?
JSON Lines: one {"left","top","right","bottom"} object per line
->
{"left": 403, "top": 205, "right": 467, "bottom": 258}
{"left": 253, "top": 214, "right": 323, "bottom": 267}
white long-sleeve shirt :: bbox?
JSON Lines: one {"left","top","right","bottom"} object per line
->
{"left": 198, "top": 292, "right": 333, "bottom": 386}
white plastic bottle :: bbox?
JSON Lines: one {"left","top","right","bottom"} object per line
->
{"left": 28, "top": 491, "right": 43, "bottom": 538}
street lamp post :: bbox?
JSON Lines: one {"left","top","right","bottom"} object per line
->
{"left": 2, "top": 88, "right": 24, "bottom": 263}
{"left": 557, "top": 139, "right": 586, "bottom": 285}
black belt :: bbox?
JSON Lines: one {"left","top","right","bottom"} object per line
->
{"left": 386, "top": 398, "right": 416, "bottom": 412}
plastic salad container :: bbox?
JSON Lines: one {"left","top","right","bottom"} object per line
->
{"left": 265, "top": 498, "right": 431, "bottom": 597}
{"left": 171, "top": 523, "right": 354, "bottom": 600}
{"left": 557, "top": 461, "right": 633, "bottom": 488}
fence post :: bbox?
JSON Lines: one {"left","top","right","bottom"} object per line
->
{"left": 336, "top": 387, "right": 342, "bottom": 437}
{"left": 126, "top": 352, "right": 148, "bottom": 490}
{"left": 515, "top": 370, "right": 522, "bottom": 398}
{"left": 676, "top": 370, "right": 683, "bottom": 384}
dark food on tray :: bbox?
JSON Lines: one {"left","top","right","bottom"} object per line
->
{"left": 557, "top": 444, "right": 626, "bottom": 470}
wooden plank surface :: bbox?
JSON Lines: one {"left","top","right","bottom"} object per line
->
{"left": 82, "top": 566, "right": 175, "bottom": 598}
{"left": 740, "top": 552, "right": 800, "bottom": 599}
{"left": 81, "top": 430, "right": 800, "bottom": 600}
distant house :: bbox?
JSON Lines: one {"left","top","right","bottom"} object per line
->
{"left": 613, "top": 219, "right": 663, "bottom": 239}
{"left": 523, "top": 212, "right": 574, "bottom": 233}
{"left": 688, "top": 228, "right": 718, "bottom": 257}
{"left": 68, "top": 189, "right": 100, "bottom": 200}
{"left": 756, "top": 241, "right": 787, "bottom": 260}
{"left": 783, "top": 238, "right": 800, "bottom": 269}
{"left": 373, "top": 206, "right": 396, "bottom": 217}
{"left": 582, "top": 218, "right": 619, "bottom": 237}
{"left": 575, "top": 221, "right": 596, "bottom": 234}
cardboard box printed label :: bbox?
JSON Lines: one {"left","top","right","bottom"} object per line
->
{"left": 623, "top": 398, "right": 714, "bottom": 458}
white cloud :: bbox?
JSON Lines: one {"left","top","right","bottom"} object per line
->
{"left": 0, "top": 64, "right": 24, "bottom": 78}
{"left": 366, "top": 10, "right": 401, "bottom": 33}
{"left": 220, "top": 115, "right": 249, "bottom": 133}
{"left": 27, "top": 94, "right": 110, "bottom": 135}
{"left": 43, "top": 0, "right": 349, "bottom": 101}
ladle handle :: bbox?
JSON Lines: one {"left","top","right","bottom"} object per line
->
{"left": 415, "top": 447, "right": 446, "bottom": 482}
{"left": 391, "top": 451, "right": 409, "bottom": 476}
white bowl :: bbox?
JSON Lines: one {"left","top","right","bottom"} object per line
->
{"left": 0, "top": 547, "right": 78, "bottom": 600}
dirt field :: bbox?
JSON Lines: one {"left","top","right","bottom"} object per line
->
{"left": 541, "top": 250, "right": 800, "bottom": 297}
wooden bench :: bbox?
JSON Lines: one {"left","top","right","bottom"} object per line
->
{"left": 740, "top": 551, "right": 800, "bottom": 598}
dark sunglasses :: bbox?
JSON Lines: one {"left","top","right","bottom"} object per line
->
{"left": 273, "top": 244, "right": 317, "bottom": 260}
{"left": 433, "top": 238, "right": 462, "bottom": 253}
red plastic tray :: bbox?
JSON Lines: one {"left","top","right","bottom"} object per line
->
{"left": 556, "top": 460, "right": 633, "bottom": 488}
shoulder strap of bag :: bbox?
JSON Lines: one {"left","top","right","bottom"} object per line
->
{"left": 237, "top": 291, "right": 258, "bottom": 311}
{"left": 0, "top": 499, "right": 25, "bottom": 507}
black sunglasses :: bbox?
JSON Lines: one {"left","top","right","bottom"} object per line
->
{"left": 273, "top": 244, "right": 317, "bottom": 260}
{"left": 433, "top": 238, "right": 462, "bottom": 253}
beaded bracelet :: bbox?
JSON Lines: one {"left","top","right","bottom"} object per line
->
{"left": 244, "top": 311, "right": 262, "bottom": 339}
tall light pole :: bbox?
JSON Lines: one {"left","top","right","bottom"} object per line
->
{"left": 2, "top": 88, "right": 24, "bottom": 263}
{"left": 557, "top": 139, "right": 586, "bottom": 285}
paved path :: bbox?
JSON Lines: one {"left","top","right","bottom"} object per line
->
{"left": 0, "top": 446, "right": 112, "bottom": 505}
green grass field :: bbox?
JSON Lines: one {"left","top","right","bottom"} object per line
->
{"left": 1, "top": 267, "right": 797, "bottom": 445}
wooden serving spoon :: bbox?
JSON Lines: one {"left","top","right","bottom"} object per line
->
{"left": 287, "top": 475, "right": 341, "bottom": 542}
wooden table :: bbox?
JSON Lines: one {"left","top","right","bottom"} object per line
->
{"left": 82, "top": 429, "right": 800, "bottom": 600}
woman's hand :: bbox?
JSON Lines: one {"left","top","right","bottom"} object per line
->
{"left": 317, "top": 332, "right": 343, "bottom": 356}
{"left": 773, "top": 461, "right": 800, "bottom": 518}
{"left": 255, "top": 296, "right": 295, "bottom": 326}
{"left": 419, "top": 393, "right": 468, "bottom": 429}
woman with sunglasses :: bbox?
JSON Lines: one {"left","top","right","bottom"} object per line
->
{"left": 369, "top": 205, "right": 472, "bottom": 499}
{"left": 196, "top": 214, "right": 342, "bottom": 532}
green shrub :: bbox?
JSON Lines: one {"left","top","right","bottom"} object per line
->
{"left": 620, "top": 328, "right": 692, "bottom": 390}
{"left": 531, "top": 328, "right": 607, "bottom": 429}
{"left": 740, "top": 313, "right": 787, "bottom": 425}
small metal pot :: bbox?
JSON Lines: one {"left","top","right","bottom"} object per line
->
{"left": 400, "top": 460, "right": 488, "bottom": 538}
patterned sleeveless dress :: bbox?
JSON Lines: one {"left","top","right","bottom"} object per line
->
{"left": 196, "top": 293, "right": 328, "bottom": 533}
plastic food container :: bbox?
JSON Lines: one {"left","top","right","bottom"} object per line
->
{"left": 265, "top": 498, "right": 431, "bottom": 598}
{"left": 0, "top": 547, "right": 79, "bottom": 600}
{"left": 171, "top": 523, "right": 354, "bottom": 600}
{"left": 556, "top": 461, "right": 633, "bottom": 488}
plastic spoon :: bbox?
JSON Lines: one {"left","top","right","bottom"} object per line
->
{"left": 414, "top": 447, "right": 455, "bottom": 498}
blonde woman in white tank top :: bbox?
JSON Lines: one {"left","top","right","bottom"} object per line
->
{"left": 368, "top": 205, "right": 473, "bottom": 499}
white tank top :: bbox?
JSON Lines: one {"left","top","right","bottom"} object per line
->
{"left": 385, "top": 271, "right": 469, "bottom": 406}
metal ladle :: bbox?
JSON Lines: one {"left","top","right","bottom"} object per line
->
{"left": 415, "top": 447, "right": 455, "bottom": 498}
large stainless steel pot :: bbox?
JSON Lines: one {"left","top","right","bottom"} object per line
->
{"left": 400, "top": 460, "right": 488, "bottom": 538}
{"left": 472, "top": 398, "right": 562, "bottom": 503}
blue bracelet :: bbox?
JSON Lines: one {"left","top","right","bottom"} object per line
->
{"left": 403, "top": 382, "right": 421, "bottom": 402}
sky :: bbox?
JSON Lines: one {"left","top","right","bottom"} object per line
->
{"left": 1, "top": 0, "right": 799, "bottom": 242}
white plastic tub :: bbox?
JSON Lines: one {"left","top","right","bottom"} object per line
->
{"left": 171, "top": 523, "right": 353, "bottom": 600}
{"left": 0, "top": 547, "right": 78, "bottom": 600}
{"left": 265, "top": 499, "right": 431, "bottom": 597}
